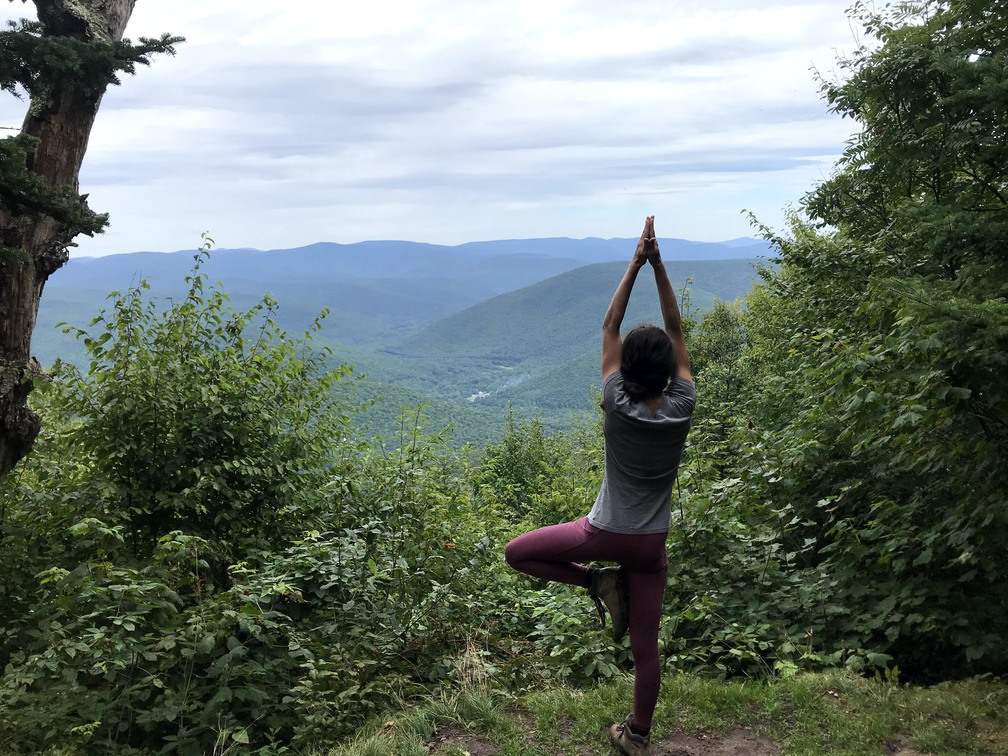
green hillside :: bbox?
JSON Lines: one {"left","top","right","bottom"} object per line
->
{"left": 374, "top": 259, "right": 759, "bottom": 420}
{"left": 349, "top": 379, "right": 510, "bottom": 447}
{"left": 6, "top": 5, "right": 1006, "bottom": 753}
{"left": 475, "top": 349, "right": 603, "bottom": 414}
{"left": 390, "top": 259, "right": 757, "bottom": 365}
{"left": 32, "top": 286, "right": 407, "bottom": 367}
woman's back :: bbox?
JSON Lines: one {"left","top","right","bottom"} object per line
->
{"left": 588, "top": 371, "right": 695, "bottom": 535}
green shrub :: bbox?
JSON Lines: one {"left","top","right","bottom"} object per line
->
{"left": 48, "top": 239, "right": 356, "bottom": 556}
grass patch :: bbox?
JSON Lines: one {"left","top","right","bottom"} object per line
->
{"left": 321, "top": 670, "right": 1008, "bottom": 755}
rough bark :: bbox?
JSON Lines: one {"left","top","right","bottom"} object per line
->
{"left": 0, "top": 0, "right": 138, "bottom": 479}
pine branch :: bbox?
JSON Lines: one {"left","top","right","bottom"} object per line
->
{"left": 1, "top": 20, "right": 182, "bottom": 101}
{"left": 0, "top": 132, "right": 107, "bottom": 233}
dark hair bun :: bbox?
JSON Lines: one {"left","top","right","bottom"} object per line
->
{"left": 620, "top": 324, "right": 674, "bottom": 401}
{"left": 622, "top": 378, "right": 649, "bottom": 401}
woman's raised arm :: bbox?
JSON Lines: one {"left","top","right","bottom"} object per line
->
{"left": 646, "top": 217, "right": 692, "bottom": 382}
{"left": 601, "top": 216, "right": 652, "bottom": 381}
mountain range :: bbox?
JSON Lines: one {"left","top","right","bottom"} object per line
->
{"left": 35, "top": 236, "right": 772, "bottom": 443}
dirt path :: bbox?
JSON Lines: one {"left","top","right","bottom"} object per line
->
{"left": 428, "top": 723, "right": 783, "bottom": 755}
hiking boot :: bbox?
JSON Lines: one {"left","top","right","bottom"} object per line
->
{"left": 608, "top": 715, "right": 651, "bottom": 755}
{"left": 588, "top": 566, "right": 629, "bottom": 641}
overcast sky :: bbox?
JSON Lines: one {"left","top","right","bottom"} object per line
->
{"left": 1, "top": 1, "right": 866, "bottom": 257}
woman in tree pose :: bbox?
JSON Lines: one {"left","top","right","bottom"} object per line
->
{"left": 505, "top": 216, "right": 695, "bottom": 756}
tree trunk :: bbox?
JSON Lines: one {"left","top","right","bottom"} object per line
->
{"left": 0, "top": 0, "right": 138, "bottom": 480}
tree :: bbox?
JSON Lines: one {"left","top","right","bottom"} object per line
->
{"left": 687, "top": 299, "right": 749, "bottom": 462}
{"left": 0, "top": 0, "right": 180, "bottom": 480}
{"left": 729, "top": 0, "right": 1008, "bottom": 674}
{"left": 807, "top": 0, "right": 1008, "bottom": 441}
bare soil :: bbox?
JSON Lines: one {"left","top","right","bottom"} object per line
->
{"left": 427, "top": 722, "right": 784, "bottom": 755}
{"left": 648, "top": 727, "right": 781, "bottom": 755}
{"left": 427, "top": 724, "right": 501, "bottom": 756}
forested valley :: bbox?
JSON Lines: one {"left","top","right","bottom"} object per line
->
{"left": 1, "top": 1, "right": 1006, "bottom": 753}
{"left": 30, "top": 239, "right": 767, "bottom": 446}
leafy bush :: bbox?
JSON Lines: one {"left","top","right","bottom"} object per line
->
{"left": 0, "top": 526, "right": 311, "bottom": 753}
{"left": 49, "top": 239, "right": 356, "bottom": 556}
{"left": 0, "top": 246, "right": 502, "bottom": 752}
{"left": 472, "top": 407, "right": 602, "bottom": 529}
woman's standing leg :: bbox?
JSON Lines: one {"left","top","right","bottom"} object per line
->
{"left": 626, "top": 560, "right": 668, "bottom": 730}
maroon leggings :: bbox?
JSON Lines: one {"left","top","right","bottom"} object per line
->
{"left": 504, "top": 516, "right": 668, "bottom": 729}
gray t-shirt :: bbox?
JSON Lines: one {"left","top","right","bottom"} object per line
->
{"left": 587, "top": 371, "right": 696, "bottom": 535}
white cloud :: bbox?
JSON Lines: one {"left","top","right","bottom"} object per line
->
{"left": 0, "top": 0, "right": 865, "bottom": 256}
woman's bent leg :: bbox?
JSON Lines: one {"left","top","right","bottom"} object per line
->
{"left": 504, "top": 518, "right": 601, "bottom": 587}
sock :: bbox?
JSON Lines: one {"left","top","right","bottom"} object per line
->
{"left": 628, "top": 719, "right": 650, "bottom": 738}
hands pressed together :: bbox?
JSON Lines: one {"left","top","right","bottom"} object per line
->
{"left": 603, "top": 213, "right": 690, "bottom": 380}
{"left": 633, "top": 215, "right": 662, "bottom": 269}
